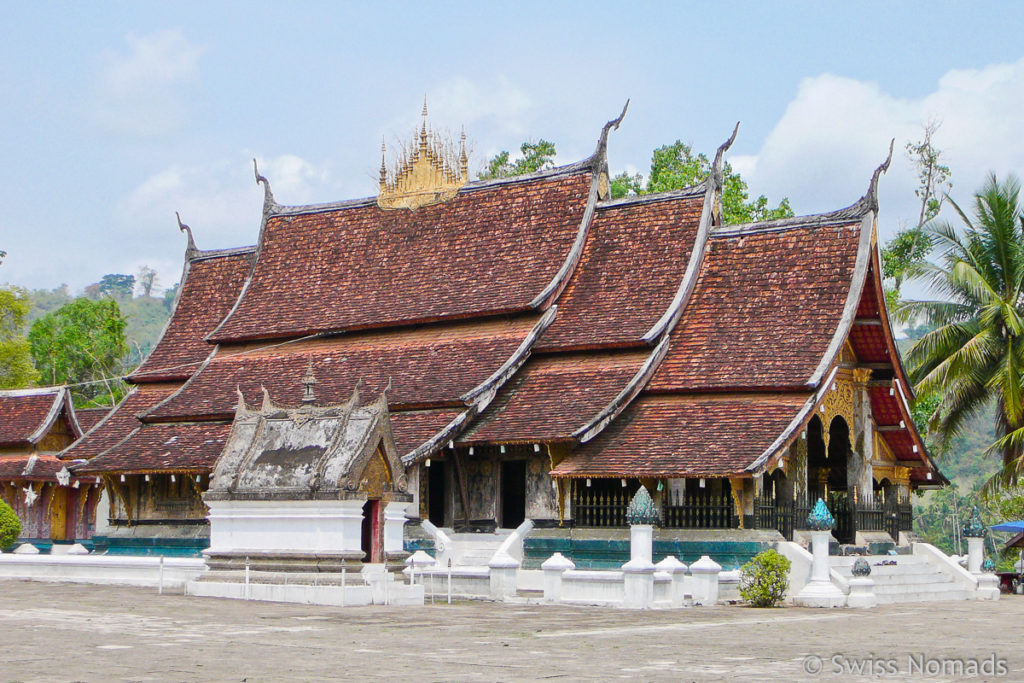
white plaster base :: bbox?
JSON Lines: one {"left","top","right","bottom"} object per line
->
{"left": 977, "top": 573, "right": 1000, "bottom": 601}
{"left": 845, "top": 577, "right": 877, "bottom": 608}
{"left": 206, "top": 499, "right": 366, "bottom": 557}
{"left": 793, "top": 579, "right": 847, "bottom": 608}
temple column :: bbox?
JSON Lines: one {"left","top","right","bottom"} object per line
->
{"left": 850, "top": 369, "right": 875, "bottom": 502}
{"left": 730, "top": 478, "right": 755, "bottom": 529}
{"left": 789, "top": 439, "right": 808, "bottom": 502}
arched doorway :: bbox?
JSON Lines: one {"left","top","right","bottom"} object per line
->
{"left": 806, "top": 415, "right": 827, "bottom": 502}
{"left": 826, "top": 417, "right": 851, "bottom": 497}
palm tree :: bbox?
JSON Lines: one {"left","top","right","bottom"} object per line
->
{"left": 900, "top": 173, "right": 1024, "bottom": 492}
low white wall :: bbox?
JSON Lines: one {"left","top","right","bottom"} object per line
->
{"left": 414, "top": 566, "right": 491, "bottom": 599}
{"left": 186, "top": 579, "right": 424, "bottom": 606}
{"left": 561, "top": 569, "right": 625, "bottom": 606}
{"left": 0, "top": 553, "right": 207, "bottom": 590}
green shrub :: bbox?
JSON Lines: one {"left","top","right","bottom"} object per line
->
{"left": 739, "top": 549, "right": 791, "bottom": 607}
{"left": 0, "top": 498, "right": 21, "bottom": 550}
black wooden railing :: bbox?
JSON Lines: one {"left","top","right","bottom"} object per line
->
{"left": 753, "top": 492, "right": 913, "bottom": 542}
{"left": 662, "top": 491, "right": 736, "bottom": 529}
{"left": 572, "top": 485, "right": 631, "bottom": 528}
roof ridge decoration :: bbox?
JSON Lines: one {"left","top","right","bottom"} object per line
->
{"left": 377, "top": 98, "right": 469, "bottom": 211}
{"left": 253, "top": 158, "right": 278, "bottom": 214}
{"left": 713, "top": 139, "right": 895, "bottom": 239}
{"left": 805, "top": 141, "right": 894, "bottom": 390}
{"left": 176, "top": 211, "right": 197, "bottom": 256}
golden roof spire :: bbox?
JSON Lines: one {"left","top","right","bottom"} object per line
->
{"left": 378, "top": 99, "right": 469, "bottom": 211}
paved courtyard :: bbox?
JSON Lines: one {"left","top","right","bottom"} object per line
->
{"left": 1, "top": 580, "right": 1021, "bottom": 682}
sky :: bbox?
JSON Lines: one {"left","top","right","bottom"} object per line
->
{"left": 3, "top": 2, "right": 1024, "bottom": 296}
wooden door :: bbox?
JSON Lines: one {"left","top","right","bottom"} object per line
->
{"left": 49, "top": 486, "right": 69, "bottom": 542}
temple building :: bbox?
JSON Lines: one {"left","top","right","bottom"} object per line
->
{"left": 0, "top": 387, "right": 100, "bottom": 550}
{"left": 65, "top": 104, "right": 944, "bottom": 566}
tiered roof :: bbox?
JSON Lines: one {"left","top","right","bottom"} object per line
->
{"left": 209, "top": 168, "right": 592, "bottom": 343}
{"left": 70, "top": 244, "right": 254, "bottom": 475}
{"left": 0, "top": 387, "right": 93, "bottom": 485}
{"left": 68, "top": 108, "right": 942, "bottom": 485}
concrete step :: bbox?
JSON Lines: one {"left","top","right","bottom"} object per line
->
{"left": 876, "top": 588, "right": 975, "bottom": 604}
{"left": 833, "top": 564, "right": 947, "bottom": 578}
{"left": 871, "top": 577, "right": 958, "bottom": 593}
{"left": 830, "top": 555, "right": 928, "bottom": 567}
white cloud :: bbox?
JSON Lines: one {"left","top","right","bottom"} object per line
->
{"left": 93, "top": 29, "right": 204, "bottom": 136}
{"left": 427, "top": 76, "right": 533, "bottom": 136}
{"left": 115, "top": 153, "right": 346, "bottom": 254}
{"left": 730, "top": 58, "right": 1024, "bottom": 239}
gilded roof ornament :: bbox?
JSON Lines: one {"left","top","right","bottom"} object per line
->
{"left": 378, "top": 99, "right": 469, "bottom": 211}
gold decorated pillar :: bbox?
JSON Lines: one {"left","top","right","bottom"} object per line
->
{"left": 851, "top": 368, "right": 875, "bottom": 502}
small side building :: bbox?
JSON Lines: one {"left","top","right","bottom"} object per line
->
{"left": 0, "top": 387, "right": 100, "bottom": 550}
{"left": 203, "top": 375, "right": 411, "bottom": 572}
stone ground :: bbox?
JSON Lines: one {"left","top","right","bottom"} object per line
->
{"left": 1, "top": 581, "right": 1021, "bottom": 682}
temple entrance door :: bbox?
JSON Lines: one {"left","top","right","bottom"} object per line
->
{"left": 428, "top": 461, "right": 447, "bottom": 527}
{"left": 500, "top": 460, "right": 526, "bottom": 529}
{"left": 361, "top": 499, "right": 383, "bottom": 563}
{"left": 49, "top": 487, "right": 69, "bottom": 542}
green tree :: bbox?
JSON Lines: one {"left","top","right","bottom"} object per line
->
{"left": 97, "top": 273, "right": 135, "bottom": 301}
{"left": 610, "top": 141, "right": 793, "bottom": 224}
{"left": 136, "top": 266, "right": 158, "bottom": 298}
{"left": 478, "top": 139, "right": 557, "bottom": 180}
{"left": 162, "top": 282, "right": 180, "bottom": 311}
{"left": 900, "top": 174, "right": 1024, "bottom": 493}
{"left": 28, "top": 298, "right": 129, "bottom": 407}
{"left": 0, "top": 286, "right": 39, "bottom": 389}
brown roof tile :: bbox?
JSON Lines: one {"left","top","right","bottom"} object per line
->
{"left": 390, "top": 408, "right": 464, "bottom": 455}
{"left": 60, "top": 384, "right": 178, "bottom": 460}
{"left": 75, "top": 408, "right": 111, "bottom": 433}
{"left": 552, "top": 394, "right": 808, "bottom": 478}
{"left": 649, "top": 221, "right": 862, "bottom": 392}
{"left": 459, "top": 352, "right": 646, "bottom": 444}
{"left": 131, "top": 249, "right": 254, "bottom": 382}
{"left": 209, "top": 171, "right": 592, "bottom": 342}
{"left": 537, "top": 194, "right": 703, "bottom": 351}
{"left": 147, "top": 317, "right": 540, "bottom": 421}
{"left": 0, "top": 389, "right": 65, "bottom": 448}
{"left": 0, "top": 454, "right": 97, "bottom": 482}
{"left": 74, "top": 422, "right": 232, "bottom": 474}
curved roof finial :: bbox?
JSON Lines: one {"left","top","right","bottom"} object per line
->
{"left": 712, "top": 122, "right": 741, "bottom": 178}
{"left": 253, "top": 158, "right": 276, "bottom": 211}
{"left": 593, "top": 99, "right": 630, "bottom": 161}
{"left": 865, "top": 138, "right": 895, "bottom": 212}
{"left": 176, "top": 211, "right": 197, "bottom": 254}
{"left": 260, "top": 384, "right": 274, "bottom": 412}
{"left": 235, "top": 385, "right": 248, "bottom": 414}
{"left": 710, "top": 122, "right": 741, "bottom": 226}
